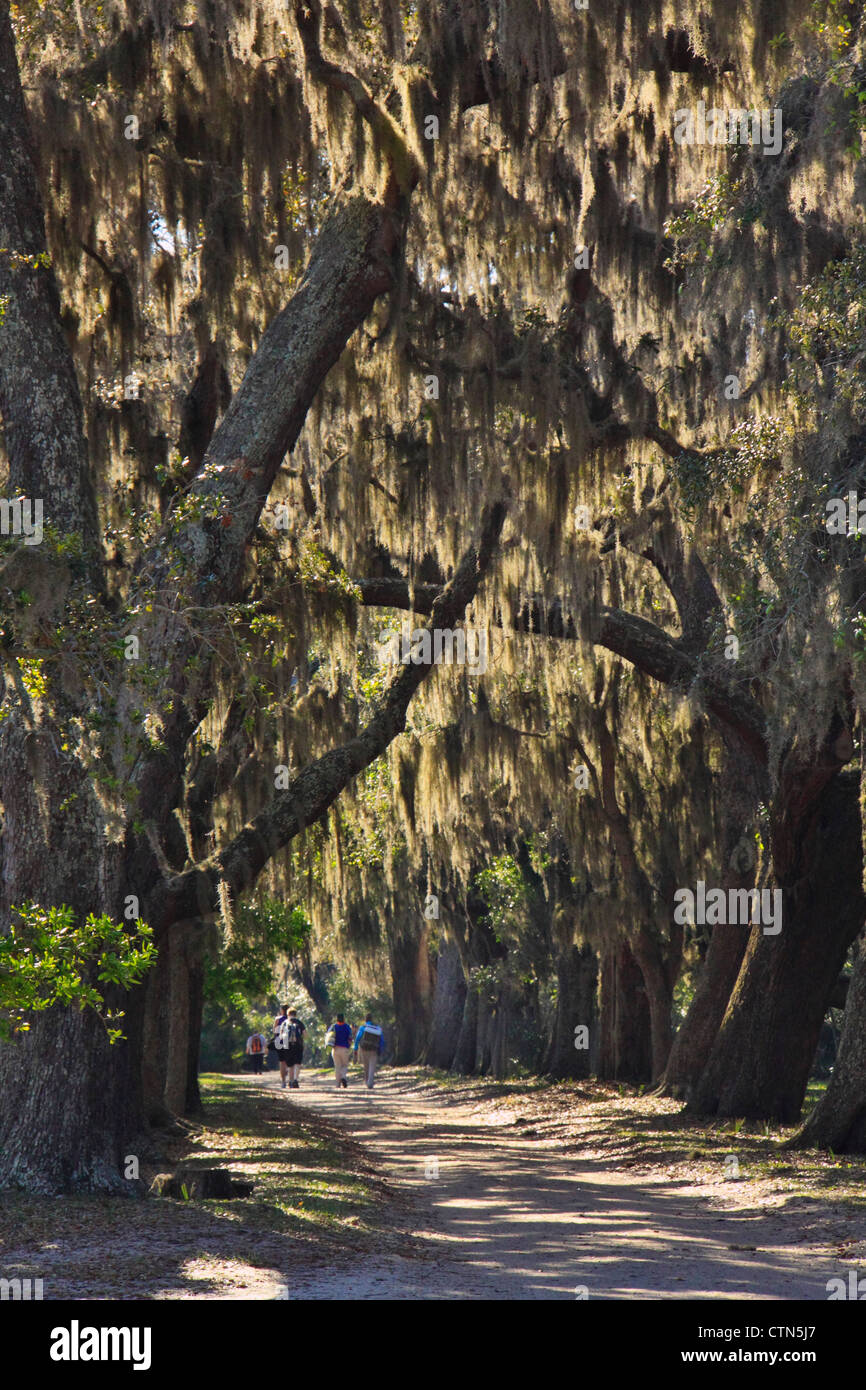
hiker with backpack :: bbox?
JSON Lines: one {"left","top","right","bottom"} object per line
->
{"left": 353, "top": 1014, "right": 385, "bottom": 1090}
{"left": 272, "top": 1003, "right": 289, "bottom": 1087}
{"left": 324, "top": 1013, "right": 355, "bottom": 1089}
{"left": 274, "top": 1007, "right": 306, "bottom": 1089}
{"left": 246, "top": 1028, "right": 268, "bottom": 1075}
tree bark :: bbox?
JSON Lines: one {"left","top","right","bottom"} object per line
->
{"left": 631, "top": 924, "right": 676, "bottom": 1082}
{"left": 0, "top": 1, "right": 100, "bottom": 561}
{"left": 0, "top": 1002, "right": 141, "bottom": 1194}
{"left": 140, "top": 929, "right": 172, "bottom": 1126}
{"left": 660, "top": 735, "right": 765, "bottom": 1097}
{"left": 452, "top": 985, "right": 479, "bottom": 1075}
{"left": 185, "top": 935, "right": 205, "bottom": 1115}
{"left": 474, "top": 991, "right": 494, "bottom": 1076}
{"left": 691, "top": 772, "right": 865, "bottom": 1121}
{"left": 788, "top": 935, "right": 866, "bottom": 1152}
{"left": 163, "top": 921, "right": 202, "bottom": 1116}
{"left": 490, "top": 997, "right": 509, "bottom": 1079}
{"left": 388, "top": 919, "right": 435, "bottom": 1064}
{"left": 0, "top": 718, "right": 141, "bottom": 1191}
{"left": 546, "top": 944, "right": 597, "bottom": 1079}
{"left": 661, "top": 919, "right": 748, "bottom": 1099}
{"left": 598, "top": 940, "right": 653, "bottom": 1084}
{"left": 580, "top": 714, "right": 678, "bottom": 1080}
{"left": 426, "top": 937, "right": 467, "bottom": 1069}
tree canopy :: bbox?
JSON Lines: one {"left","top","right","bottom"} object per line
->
{"left": 2, "top": 0, "right": 866, "bottom": 1191}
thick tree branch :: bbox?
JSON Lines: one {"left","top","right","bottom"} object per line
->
{"left": 603, "top": 490, "right": 726, "bottom": 653}
{"left": 595, "top": 607, "right": 767, "bottom": 759}
{"left": 294, "top": 0, "right": 419, "bottom": 200}
{"left": 354, "top": 576, "right": 440, "bottom": 612}
{"left": 147, "top": 501, "right": 507, "bottom": 928}
{"left": 638, "top": 535, "right": 725, "bottom": 651}
{"left": 0, "top": 2, "right": 101, "bottom": 568}
{"left": 352, "top": 570, "right": 766, "bottom": 758}
{"left": 115, "top": 8, "right": 422, "bottom": 893}
{"left": 117, "top": 190, "right": 410, "bottom": 862}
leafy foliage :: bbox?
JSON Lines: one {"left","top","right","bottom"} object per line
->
{"left": 0, "top": 903, "right": 156, "bottom": 1041}
{"left": 663, "top": 174, "right": 746, "bottom": 274}
{"left": 203, "top": 897, "right": 312, "bottom": 1025}
{"left": 778, "top": 242, "right": 866, "bottom": 419}
{"left": 475, "top": 854, "right": 530, "bottom": 943}
{"left": 809, "top": 0, "right": 866, "bottom": 152}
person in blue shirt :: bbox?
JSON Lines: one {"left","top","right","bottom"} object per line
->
{"left": 353, "top": 1014, "right": 385, "bottom": 1090}
{"left": 327, "top": 1013, "right": 355, "bottom": 1089}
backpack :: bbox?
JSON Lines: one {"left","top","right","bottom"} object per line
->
{"left": 250, "top": 1035, "right": 263, "bottom": 1054}
{"left": 278, "top": 1018, "right": 302, "bottom": 1049}
{"left": 359, "top": 1023, "right": 383, "bottom": 1051}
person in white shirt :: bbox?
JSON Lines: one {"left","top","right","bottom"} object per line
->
{"left": 274, "top": 1007, "right": 306, "bottom": 1089}
{"left": 245, "top": 1030, "right": 267, "bottom": 1074}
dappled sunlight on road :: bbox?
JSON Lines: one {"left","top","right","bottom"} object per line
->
{"left": 267, "top": 1069, "right": 847, "bottom": 1300}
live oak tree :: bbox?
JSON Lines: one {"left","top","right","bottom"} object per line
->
{"left": 0, "top": 0, "right": 507, "bottom": 1191}
{"left": 299, "top": 2, "right": 866, "bottom": 1124}
{"left": 4, "top": 0, "right": 866, "bottom": 1194}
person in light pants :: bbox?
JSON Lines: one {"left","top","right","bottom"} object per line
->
{"left": 328, "top": 1013, "right": 354, "bottom": 1089}
{"left": 353, "top": 1014, "right": 385, "bottom": 1089}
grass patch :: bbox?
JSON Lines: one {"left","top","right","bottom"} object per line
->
{"left": 0, "top": 1074, "right": 415, "bottom": 1299}
{"left": 181, "top": 1074, "right": 382, "bottom": 1235}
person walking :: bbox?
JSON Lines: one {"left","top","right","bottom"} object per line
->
{"left": 277, "top": 1007, "right": 306, "bottom": 1089}
{"left": 353, "top": 1014, "right": 385, "bottom": 1090}
{"left": 272, "top": 1003, "right": 291, "bottom": 1088}
{"left": 325, "top": 1013, "right": 354, "bottom": 1089}
{"left": 246, "top": 1027, "right": 267, "bottom": 1075}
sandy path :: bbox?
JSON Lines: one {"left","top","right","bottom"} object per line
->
{"left": 270, "top": 1068, "right": 850, "bottom": 1301}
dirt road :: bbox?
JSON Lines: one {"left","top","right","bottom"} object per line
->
{"left": 274, "top": 1068, "right": 856, "bottom": 1300}
{"left": 3, "top": 1068, "right": 861, "bottom": 1300}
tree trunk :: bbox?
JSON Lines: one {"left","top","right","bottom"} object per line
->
{"left": 598, "top": 941, "right": 653, "bottom": 1084}
{"left": 474, "top": 991, "right": 493, "bottom": 1075}
{"left": 788, "top": 935, "right": 866, "bottom": 1151}
{"left": 0, "top": 0, "right": 100, "bottom": 554}
{"left": 388, "top": 920, "right": 435, "bottom": 1064}
{"left": 296, "top": 959, "right": 331, "bottom": 1016}
{"left": 691, "top": 772, "right": 865, "bottom": 1121}
{"left": 163, "top": 921, "right": 202, "bottom": 1116}
{"left": 631, "top": 925, "right": 675, "bottom": 1082}
{"left": 452, "top": 985, "right": 479, "bottom": 1075}
{"left": 490, "top": 999, "right": 509, "bottom": 1079}
{"left": 0, "top": 721, "right": 143, "bottom": 1193}
{"left": 0, "top": 1001, "right": 142, "bottom": 1194}
{"left": 587, "top": 715, "right": 680, "bottom": 1081}
{"left": 140, "top": 930, "right": 172, "bottom": 1126}
{"left": 660, "top": 734, "right": 765, "bottom": 1098}
{"left": 661, "top": 920, "right": 748, "bottom": 1099}
{"left": 545, "top": 944, "right": 597, "bottom": 1079}
{"left": 426, "top": 937, "right": 467, "bottom": 1069}
{"left": 185, "top": 936, "right": 205, "bottom": 1115}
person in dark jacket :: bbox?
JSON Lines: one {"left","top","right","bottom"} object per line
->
{"left": 273, "top": 1005, "right": 306, "bottom": 1089}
